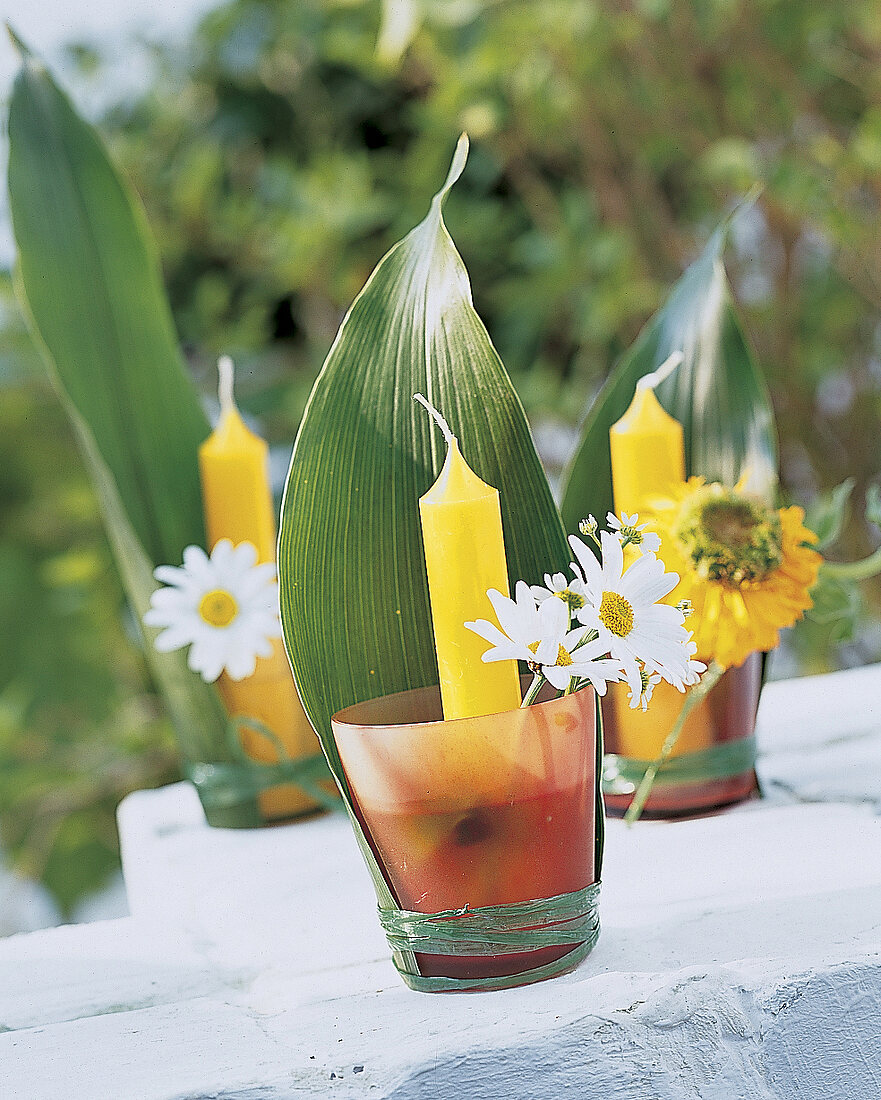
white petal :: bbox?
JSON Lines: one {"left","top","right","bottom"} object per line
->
{"left": 619, "top": 554, "right": 678, "bottom": 606}
{"left": 230, "top": 540, "right": 259, "bottom": 572}
{"left": 599, "top": 530, "right": 624, "bottom": 585}
{"left": 489, "top": 584, "right": 536, "bottom": 644}
{"left": 543, "top": 663, "right": 573, "bottom": 690}
{"left": 226, "top": 647, "right": 258, "bottom": 682}
{"left": 568, "top": 535, "right": 603, "bottom": 594}
{"left": 152, "top": 624, "right": 196, "bottom": 652}
{"left": 187, "top": 636, "right": 225, "bottom": 683}
{"left": 466, "top": 619, "right": 532, "bottom": 663}
{"left": 153, "top": 563, "right": 190, "bottom": 588}
{"left": 182, "top": 544, "right": 213, "bottom": 581}
{"left": 537, "top": 592, "right": 568, "bottom": 634}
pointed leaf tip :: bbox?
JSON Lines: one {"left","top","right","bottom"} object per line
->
{"left": 433, "top": 133, "right": 469, "bottom": 208}
{"left": 6, "top": 24, "right": 33, "bottom": 59}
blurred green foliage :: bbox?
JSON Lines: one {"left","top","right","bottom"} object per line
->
{"left": 3, "top": 0, "right": 881, "bottom": 911}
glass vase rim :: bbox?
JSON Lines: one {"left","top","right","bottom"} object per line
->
{"left": 331, "top": 677, "right": 595, "bottom": 733}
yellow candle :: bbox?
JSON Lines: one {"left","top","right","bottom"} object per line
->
{"left": 416, "top": 395, "right": 521, "bottom": 721}
{"left": 609, "top": 353, "right": 686, "bottom": 517}
{"left": 198, "top": 357, "right": 322, "bottom": 820}
{"left": 608, "top": 352, "right": 708, "bottom": 759}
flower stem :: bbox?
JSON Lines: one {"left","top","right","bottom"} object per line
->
{"left": 820, "top": 548, "right": 881, "bottom": 583}
{"left": 520, "top": 673, "right": 545, "bottom": 708}
{"left": 624, "top": 660, "right": 726, "bottom": 825}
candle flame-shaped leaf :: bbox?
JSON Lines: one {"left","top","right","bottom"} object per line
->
{"left": 278, "top": 134, "right": 569, "bottom": 779}
{"left": 560, "top": 207, "right": 778, "bottom": 536}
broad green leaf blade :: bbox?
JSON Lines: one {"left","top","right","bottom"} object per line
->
{"left": 8, "top": 43, "right": 209, "bottom": 567}
{"left": 15, "top": 275, "right": 232, "bottom": 766}
{"left": 560, "top": 219, "right": 778, "bottom": 535}
{"left": 278, "top": 135, "right": 569, "bottom": 785}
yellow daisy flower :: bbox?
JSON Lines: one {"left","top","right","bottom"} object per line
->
{"left": 642, "top": 479, "right": 822, "bottom": 669}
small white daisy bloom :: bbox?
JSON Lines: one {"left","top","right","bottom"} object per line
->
{"left": 607, "top": 511, "right": 662, "bottom": 556}
{"left": 465, "top": 581, "right": 577, "bottom": 670}
{"left": 569, "top": 531, "right": 692, "bottom": 699}
{"left": 144, "top": 540, "right": 281, "bottom": 683}
{"left": 530, "top": 572, "right": 588, "bottom": 616}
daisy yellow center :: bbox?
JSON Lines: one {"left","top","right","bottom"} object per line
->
{"left": 198, "top": 588, "right": 239, "bottom": 628}
{"left": 676, "top": 487, "right": 783, "bottom": 588}
{"left": 554, "top": 589, "right": 586, "bottom": 611}
{"left": 527, "top": 640, "right": 541, "bottom": 654}
{"left": 555, "top": 646, "right": 573, "bottom": 667}
{"left": 598, "top": 591, "right": 634, "bottom": 637}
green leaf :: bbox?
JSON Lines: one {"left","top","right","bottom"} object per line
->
{"left": 278, "top": 135, "right": 569, "bottom": 784}
{"left": 7, "top": 39, "right": 251, "bottom": 819}
{"left": 803, "top": 477, "right": 855, "bottom": 551}
{"left": 7, "top": 39, "right": 209, "bottom": 568}
{"left": 560, "top": 211, "right": 778, "bottom": 534}
{"left": 14, "top": 278, "right": 233, "bottom": 768}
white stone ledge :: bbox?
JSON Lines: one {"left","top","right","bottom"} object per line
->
{"left": 2, "top": 663, "right": 881, "bottom": 1099}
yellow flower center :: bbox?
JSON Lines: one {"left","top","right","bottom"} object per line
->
{"left": 555, "top": 645, "right": 573, "bottom": 667}
{"left": 598, "top": 591, "right": 634, "bottom": 637}
{"left": 554, "top": 588, "right": 586, "bottom": 611}
{"left": 527, "top": 640, "right": 541, "bottom": 654}
{"left": 198, "top": 588, "right": 239, "bottom": 628}
{"left": 676, "top": 487, "right": 783, "bottom": 588}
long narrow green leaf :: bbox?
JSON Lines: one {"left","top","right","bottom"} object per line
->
{"left": 7, "top": 40, "right": 244, "bottom": 816}
{"left": 8, "top": 40, "right": 209, "bottom": 567}
{"left": 278, "top": 135, "right": 570, "bottom": 783}
{"left": 560, "top": 216, "right": 778, "bottom": 535}
{"left": 21, "top": 302, "right": 233, "bottom": 766}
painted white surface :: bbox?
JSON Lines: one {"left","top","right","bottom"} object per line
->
{"left": 2, "top": 663, "right": 881, "bottom": 1099}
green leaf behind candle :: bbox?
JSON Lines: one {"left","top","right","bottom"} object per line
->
{"left": 560, "top": 210, "right": 778, "bottom": 535}
{"left": 8, "top": 41, "right": 209, "bottom": 567}
{"left": 7, "top": 39, "right": 242, "bottom": 808}
{"left": 278, "top": 135, "right": 570, "bottom": 782}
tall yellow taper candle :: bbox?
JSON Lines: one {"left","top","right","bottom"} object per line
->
{"left": 199, "top": 356, "right": 321, "bottom": 819}
{"left": 608, "top": 352, "right": 708, "bottom": 758}
{"left": 609, "top": 352, "right": 686, "bottom": 518}
{"left": 416, "top": 394, "right": 522, "bottom": 722}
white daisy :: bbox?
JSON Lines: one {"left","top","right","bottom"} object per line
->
{"left": 607, "top": 511, "right": 662, "bottom": 556}
{"left": 464, "top": 581, "right": 568, "bottom": 665}
{"left": 144, "top": 539, "right": 281, "bottom": 683}
{"left": 569, "top": 531, "right": 692, "bottom": 701}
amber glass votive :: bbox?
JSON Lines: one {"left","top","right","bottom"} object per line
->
{"left": 602, "top": 652, "right": 762, "bottom": 817}
{"left": 332, "top": 680, "right": 597, "bottom": 988}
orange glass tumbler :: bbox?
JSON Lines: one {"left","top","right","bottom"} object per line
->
{"left": 332, "top": 680, "right": 598, "bottom": 989}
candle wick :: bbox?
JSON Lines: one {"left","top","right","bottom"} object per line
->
{"left": 413, "top": 393, "right": 454, "bottom": 446}
{"left": 637, "top": 350, "right": 684, "bottom": 392}
{"left": 217, "top": 355, "right": 236, "bottom": 415}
